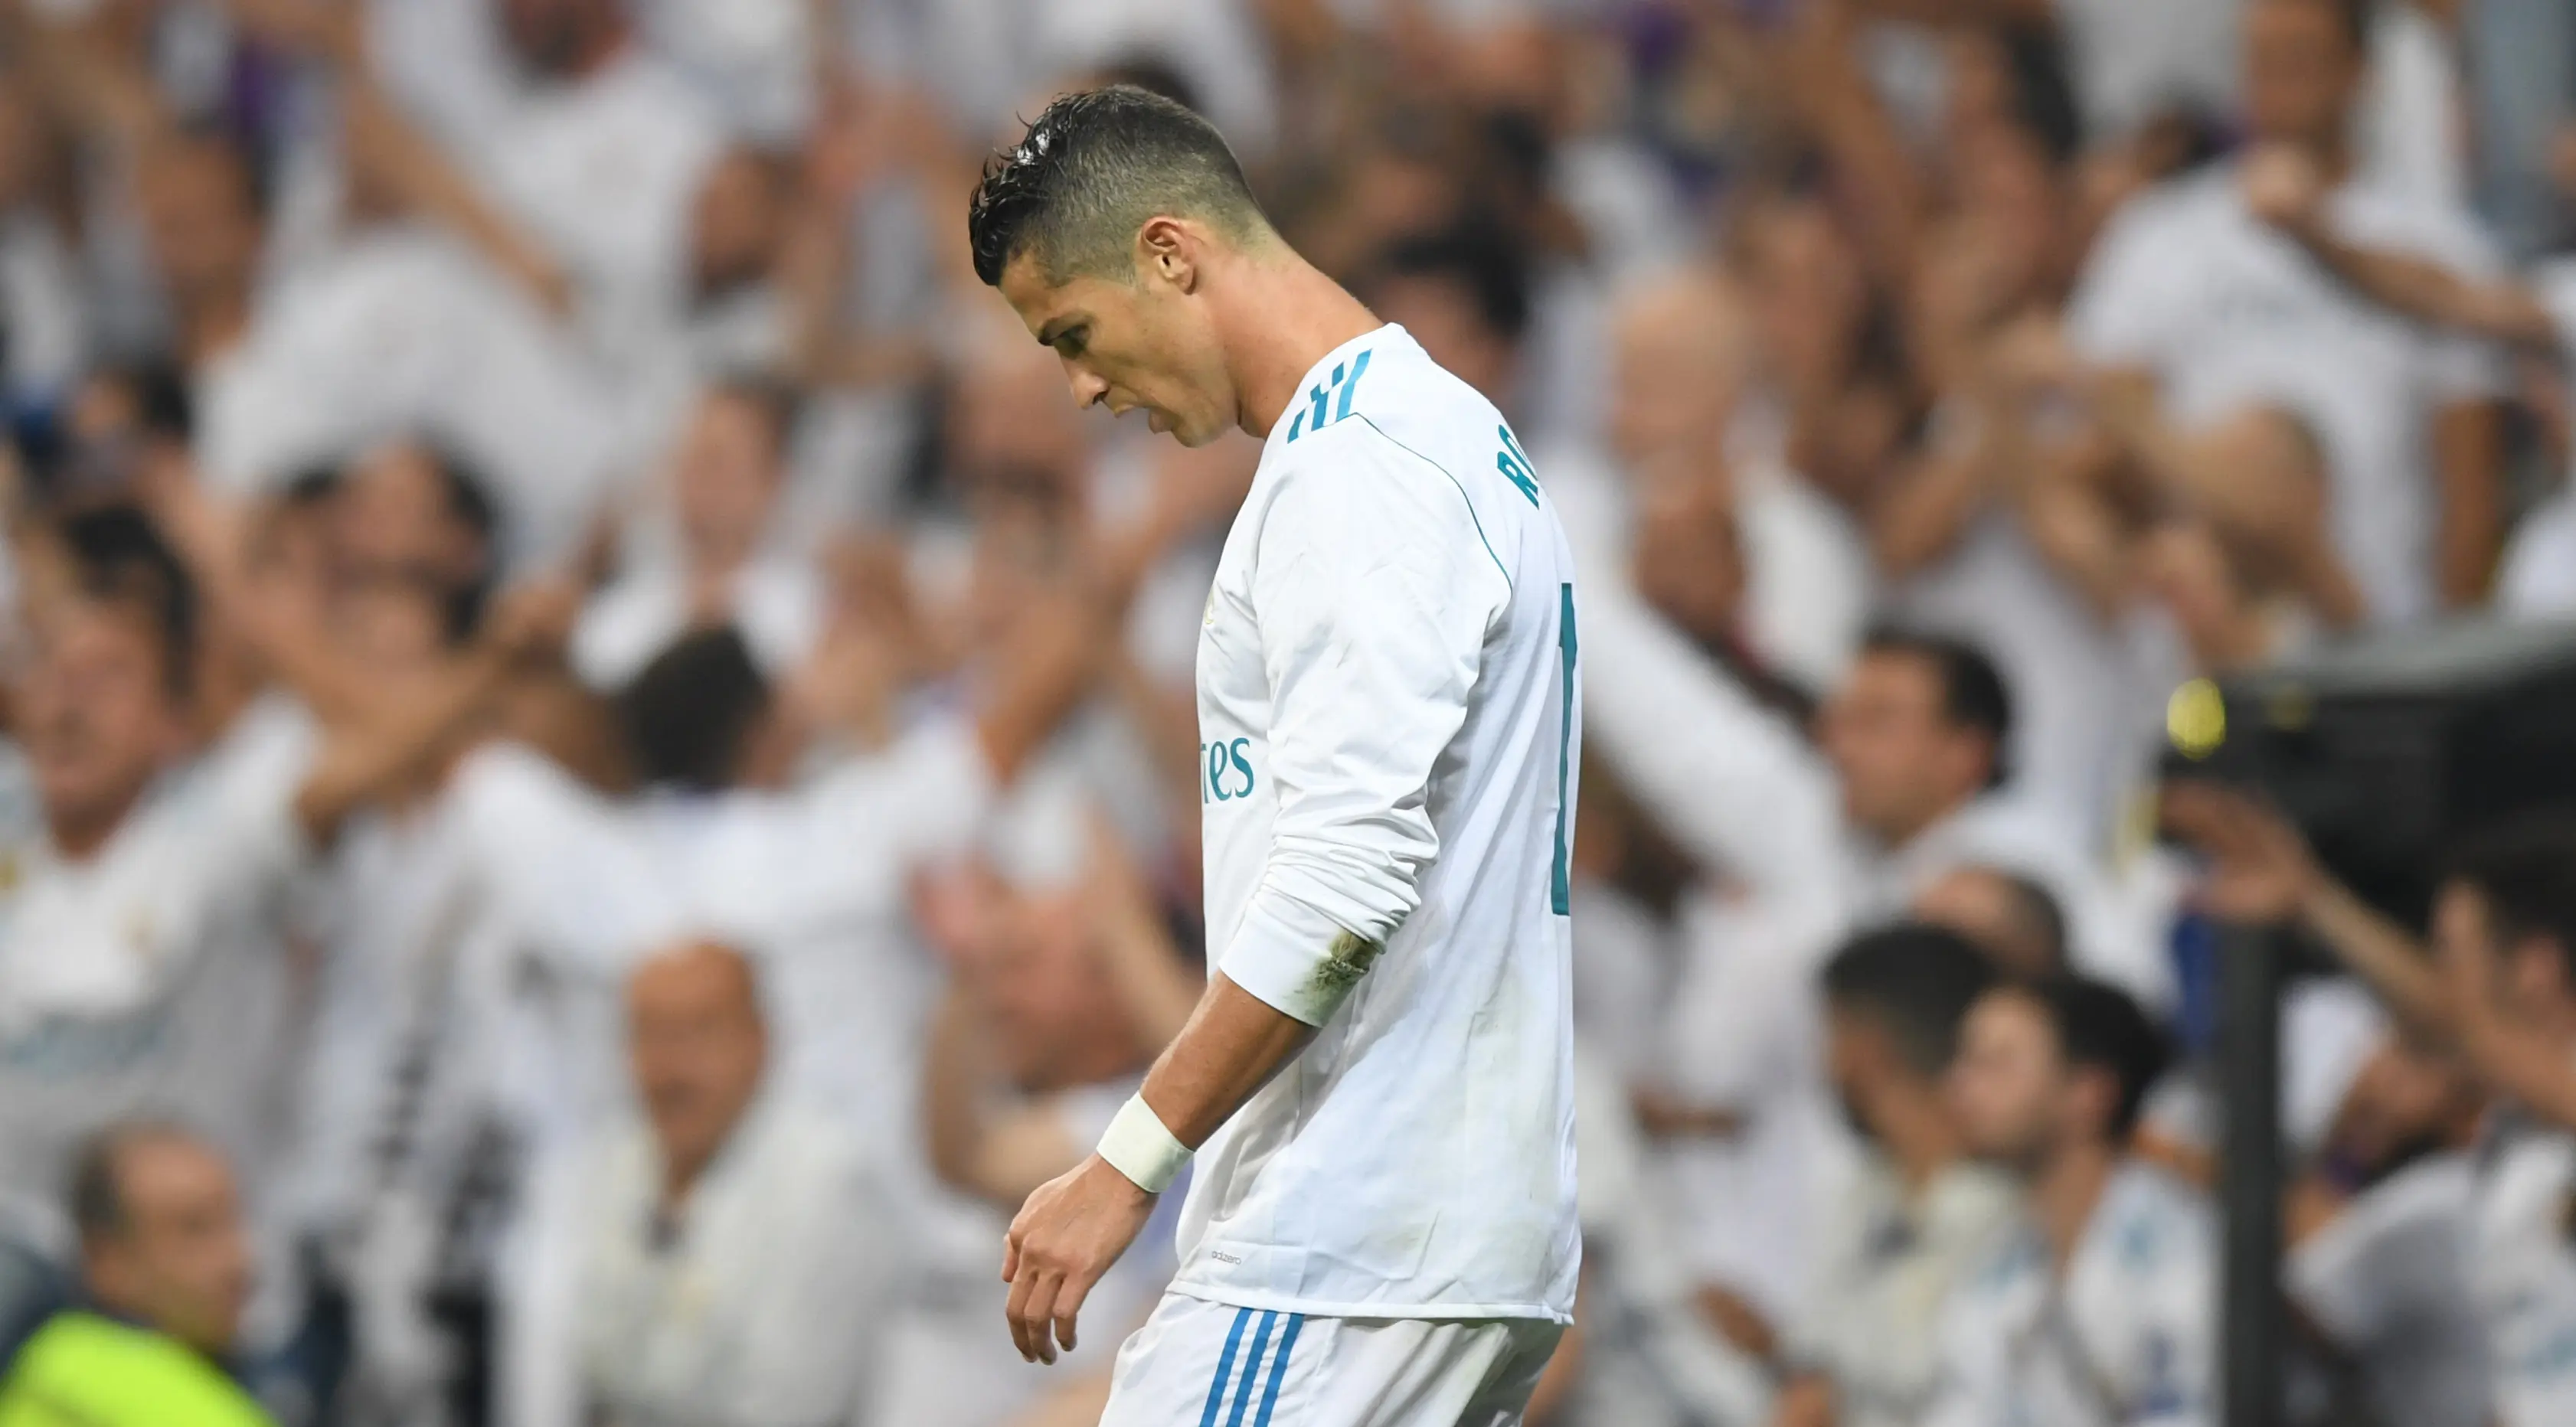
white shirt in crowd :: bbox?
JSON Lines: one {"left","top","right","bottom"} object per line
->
{"left": 2051, "top": 0, "right": 2240, "bottom": 143}
{"left": 1924, "top": 1161, "right": 2218, "bottom": 1427}
{"left": 635, "top": 0, "right": 812, "bottom": 142}
{"left": 1788, "top": 1157, "right": 2022, "bottom": 1427}
{"left": 2287, "top": 1154, "right": 2490, "bottom": 1427}
{"left": 195, "top": 224, "right": 629, "bottom": 564}
{"left": 1180, "top": 324, "right": 1581, "bottom": 1321}
{"left": 2069, "top": 163, "right": 2510, "bottom": 626}
{"left": 466, "top": 45, "right": 726, "bottom": 368}
{"left": 568, "top": 556, "right": 827, "bottom": 691}
{"left": 0, "top": 209, "right": 85, "bottom": 408}
{"left": 447, "top": 719, "right": 992, "bottom": 1147}
{"left": 1890, "top": 490, "right": 2185, "bottom": 852}
{"left": 0, "top": 697, "right": 315, "bottom": 1248}
{"left": 522, "top": 1092, "right": 906, "bottom": 1427}
{"left": 2500, "top": 263, "right": 2576, "bottom": 621}
{"left": 869, "top": 1081, "right": 1184, "bottom": 1427}
{"left": 2469, "top": 1123, "right": 2576, "bottom": 1427}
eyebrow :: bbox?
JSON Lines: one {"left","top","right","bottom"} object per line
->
{"left": 1036, "top": 315, "right": 1084, "bottom": 348}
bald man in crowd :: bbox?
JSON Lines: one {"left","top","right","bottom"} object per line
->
{"left": 516, "top": 941, "right": 903, "bottom": 1427}
{"left": 0, "top": 1124, "right": 271, "bottom": 1427}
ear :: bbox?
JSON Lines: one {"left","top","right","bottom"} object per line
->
{"left": 1136, "top": 216, "right": 1198, "bottom": 294}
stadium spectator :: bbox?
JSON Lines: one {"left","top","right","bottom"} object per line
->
{"left": 0, "top": 1123, "right": 270, "bottom": 1427}
{"left": 1821, "top": 626, "right": 2153, "bottom": 1001}
{"left": 1773, "top": 925, "right": 2015, "bottom": 1427}
{"left": 519, "top": 940, "right": 899, "bottom": 1427}
{"left": 2169, "top": 785, "right": 2576, "bottom": 1427}
{"left": 0, "top": 506, "right": 510, "bottom": 1258}
{"left": 1927, "top": 974, "right": 2214, "bottom": 1427}
{"left": 892, "top": 812, "right": 1196, "bottom": 1427}
{"left": 1911, "top": 864, "right": 2071, "bottom": 979}
{"left": 570, "top": 377, "right": 823, "bottom": 690}
{"left": 2065, "top": 0, "right": 2511, "bottom": 623}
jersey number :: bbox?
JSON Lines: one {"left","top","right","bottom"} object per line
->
{"left": 1550, "top": 583, "right": 1575, "bottom": 916}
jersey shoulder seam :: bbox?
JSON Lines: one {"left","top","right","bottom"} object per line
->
{"left": 1336, "top": 411, "right": 1513, "bottom": 594}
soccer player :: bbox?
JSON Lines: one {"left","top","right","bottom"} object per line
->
{"left": 965, "top": 87, "right": 1583, "bottom": 1423}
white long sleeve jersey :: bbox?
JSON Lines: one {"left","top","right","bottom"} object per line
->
{"left": 1171, "top": 325, "right": 1581, "bottom": 1322}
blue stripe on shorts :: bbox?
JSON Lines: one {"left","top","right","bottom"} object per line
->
{"left": 1199, "top": 1308, "right": 1306, "bottom": 1427}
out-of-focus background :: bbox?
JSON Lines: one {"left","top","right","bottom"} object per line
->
{"left": 0, "top": 0, "right": 2571, "bottom": 1424}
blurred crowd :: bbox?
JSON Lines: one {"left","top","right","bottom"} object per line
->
{"left": 0, "top": 0, "right": 2571, "bottom": 1425}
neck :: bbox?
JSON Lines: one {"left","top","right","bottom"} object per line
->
{"left": 565, "top": 23, "right": 631, "bottom": 81}
{"left": 181, "top": 288, "right": 253, "bottom": 371}
{"left": 1875, "top": 1082, "right": 1967, "bottom": 1193}
{"left": 1884, "top": 789, "right": 1976, "bottom": 854}
{"left": 2027, "top": 1140, "right": 2118, "bottom": 1266}
{"left": 2300, "top": 135, "right": 2355, "bottom": 188}
{"left": 47, "top": 784, "right": 150, "bottom": 862}
{"left": 1219, "top": 249, "right": 1381, "bottom": 439}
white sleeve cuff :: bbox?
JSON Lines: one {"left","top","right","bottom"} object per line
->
{"left": 1217, "top": 890, "right": 1382, "bottom": 1027}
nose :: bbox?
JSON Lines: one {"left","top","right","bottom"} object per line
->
{"left": 1064, "top": 364, "right": 1111, "bottom": 410}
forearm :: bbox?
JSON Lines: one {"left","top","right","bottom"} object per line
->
{"left": 342, "top": 77, "right": 569, "bottom": 314}
{"left": 1870, "top": 403, "right": 2000, "bottom": 577}
{"left": 2432, "top": 403, "right": 2506, "bottom": 608}
{"left": 2292, "top": 229, "right": 2556, "bottom": 348}
{"left": 2299, "top": 882, "right": 2454, "bottom": 1039}
{"left": 294, "top": 645, "right": 514, "bottom": 842}
{"left": 1137, "top": 973, "right": 1314, "bottom": 1149}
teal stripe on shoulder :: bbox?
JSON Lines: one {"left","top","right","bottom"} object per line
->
{"left": 1346, "top": 413, "right": 1513, "bottom": 593}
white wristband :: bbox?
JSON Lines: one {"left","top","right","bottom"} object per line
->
{"left": 1096, "top": 1093, "right": 1192, "bottom": 1194}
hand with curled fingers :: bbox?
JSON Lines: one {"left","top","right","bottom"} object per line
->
{"left": 1001, "top": 1154, "right": 1156, "bottom": 1364}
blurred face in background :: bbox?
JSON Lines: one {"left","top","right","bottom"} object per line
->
{"left": 21, "top": 600, "right": 188, "bottom": 847}
{"left": 1737, "top": 198, "right": 1867, "bottom": 401}
{"left": 1628, "top": 463, "right": 1744, "bottom": 646}
{"left": 692, "top": 149, "right": 786, "bottom": 299}
{"left": 1949, "top": 989, "right": 2080, "bottom": 1173}
{"left": 1822, "top": 650, "right": 1992, "bottom": 846}
{"left": 674, "top": 390, "right": 786, "bottom": 573}
{"left": 136, "top": 137, "right": 260, "bottom": 312}
{"left": 335, "top": 442, "right": 488, "bottom": 594}
{"left": 996, "top": 232, "right": 1244, "bottom": 449}
{"left": 627, "top": 942, "right": 769, "bottom": 1193}
{"left": 499, "top": 0, "right": 620, "bottom": 77}
{"left": 2329, "top": 1036, "right": 2476, "bottom": 1171}
{"left": 973, "top": 885, "right": 1140, "bottom": 1092}
{"left": 84, "top": 1135, "right": 253, "bottom": 1358}
{"left": 2244, "top": 0, "right": 2363, "bottom": 153}
{"left": 1607, "top": 270, "right": 1744, "bottom": 469}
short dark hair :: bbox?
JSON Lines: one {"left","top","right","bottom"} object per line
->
{"left": 1863, "top": 625, "right": 2014, "bottom": 789}
{"left": 2267, "top": 0, "right": 2375, "bottom": 53}
{"left": 60, "top": 505, "right": 198, "bottom": 700}
{"left": 69, "top": 1121, "right": 202, "bottom": 1242}
{"left": 1822, "top": 922, "right": 2000, "bottom": 1079}
{"left": 2444, "top": 816, "right": 2576, "bottom": 979}
{"left": 2012, "top": 975, "right": 2171, "bottom": 1141}
{"left": 967, "top": 85, "right": 1271, "bottom": 289}
{"left": 615, "top": 626, "right": 771, "bottom": 792}
{"left": 1373, "top": 223, "right": 1535, "bottom": 345}
{"left": 420, "top": 440, "right": 500, "bottom": 643}
{"left": 1996, "top": 871, "right": 2071, "bottom": 973}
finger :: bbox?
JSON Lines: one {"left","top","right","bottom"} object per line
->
{"left": 1018, "top": 1270, "right": 1064, "bottom": 1366}
{"left": 1003, "top": 1254, "right": 1039, "bottom": 1360}
{"left": 1052, "top": 1266, "right": 1100, "bottom": 1354}
{"left": 1001, "top": 1229, "right": 1022, "bottom": 1285}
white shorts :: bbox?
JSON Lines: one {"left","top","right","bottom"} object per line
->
{"left": 1100, "top": 1291, "right": 1564, "bottom": 1427}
